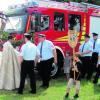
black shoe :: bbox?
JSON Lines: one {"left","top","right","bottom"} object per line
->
{"left": 74, "top": 94, "right": 79, "bottom": 98}
{"left": 93, "top": 80, "right": 97, "bottom": 84}
{"left": 17, "top": 91, "right": 23, "bottom": 95}
{"left": 40, "top": 84, "right": 44, "bottom": 87}
{"left": 44, "top": 85, "right": 49, "bottom": 88}
{"left": 65, "top": 93, "right": 69, "bottom": 98}
{"left": 98, "top": 84, "right": 100, "bottom": 87}
{"left": 40, "top": 84, "right": 49, "bottom": 88}
{"left": 86, "top": 77, "right": 91, "bottom": 80}
{"left": 29, "top": 90, "right": 36, "bottom": 94}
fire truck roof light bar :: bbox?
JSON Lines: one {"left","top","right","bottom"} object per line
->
{"left": 81, "top": 2, "right": 100, "bottom": 9}
{"left": 8, "top": 0, "right": 100, "bottom": 13}
{"left": 37, "top": 0, "right": 100, "bottom": 11}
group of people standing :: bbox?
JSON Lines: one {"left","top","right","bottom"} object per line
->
{"left": 64, "top": 32, "right": 100, "bottom": 99}
{"left": 0, "top": 31, "right": 100, "bottom": 98}
{"left": 79, "top": 33, "right": 100, "bottom": 82}
{"left": 0, "top": 33, "right": 57, "bottom": 95}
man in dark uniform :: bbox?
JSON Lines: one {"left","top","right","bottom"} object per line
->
{"left": 92, "top": 33, "right": 100, "bottom": 84}
{"left": 93, "top": 54, "right": 100, "bottom": 84}
{"left": 18, "top": 33, "right": 39, "bottom": 94}
{"left": 91, "top": 33, "right": 100, "bottom": 72}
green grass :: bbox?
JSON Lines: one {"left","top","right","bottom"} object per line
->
{"left": 0, "top": 77, "right": 100, "bottom": 100}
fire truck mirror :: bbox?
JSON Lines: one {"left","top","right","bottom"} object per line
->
{"left": 31, "top": 12, "right": 41, "bottom": 32}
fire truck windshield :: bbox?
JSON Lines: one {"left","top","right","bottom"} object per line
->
{"left": 4, "top": 14, "right": 27, "bottom": 33}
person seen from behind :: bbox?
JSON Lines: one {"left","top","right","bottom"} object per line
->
{"left": 18, "top": 33, "right": 39, "bottom": 94}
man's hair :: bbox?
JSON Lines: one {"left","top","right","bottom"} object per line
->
{"left": 8, "top": 35, "right": 13, "bottom": 40}
{"left": 25, "top": 35, "right": 31, "bottom": 40}
{"left": 24, "top": 33, "right": 32, "bottom": 40}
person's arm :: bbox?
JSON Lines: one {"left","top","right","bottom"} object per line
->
{"left": 70, "top": 57, "right": 72, "bottom": 68}
{"left": 80, "top": 42, "right": 93, "bottom": 56}
{"left": 35, "top": 47, "right": 40, "bottom": 63}
{"left": 53, "top": 48, "right": 57, "bottom": 64}
{"left": 19, "top": 56, "right": 23, "bottom": 64}
{"left": 97, "top": 55, "right": 100, "bottom": 68}
{"left": 76, "top": 45, "right": 82, "bottom": 56}
{"left": 80, "top": 50, "right": 92, "bottom": 56}
{"left": 50, "top": 41, "right": 57, "bottom": 64}
{"left": 76, "top": 62, "right": 82, "bottom": 72}
{"left": 19, "top": 45, "right": 24, "bottom": 64}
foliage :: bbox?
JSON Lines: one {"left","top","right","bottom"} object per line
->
{"left": 96, "top": 0, "right": 100, "bottom": 5}
{"left": 0, "top": 77, "right": 100, "bottom": 100}
{"left": 0, "top": 31, "right": 23, "bottom": 48}
{"left": 12, "top": 39, "right": 23, "bottom": 48}
{"left": 0, "top": 31, "right": 9, "bottom": 41}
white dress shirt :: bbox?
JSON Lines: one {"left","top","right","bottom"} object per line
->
{"left": 92, "top": 39, "right": 100, "bottom": 53}
{"left": 79, "top": 41, "right": 93, "bottom": 57}
{"left": 20, "top": 41, "right": 39, "bottom": 60}
{"left": 37, "top": 40, "right": 55, "bottom": 61}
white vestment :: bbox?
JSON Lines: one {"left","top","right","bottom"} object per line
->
{"left": 0, "top": 41, "right": 20, "bottom": 90}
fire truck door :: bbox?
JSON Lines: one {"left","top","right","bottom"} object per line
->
{"left": 90, "top": 16, "right": 100, "bottom": 37}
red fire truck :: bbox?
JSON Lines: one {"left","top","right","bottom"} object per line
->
{"left": 4, "top": 0, "right": 100, "bottom": 77}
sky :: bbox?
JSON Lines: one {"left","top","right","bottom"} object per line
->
{"left": 0, "top": 0, "right": 27, "bottom": 11}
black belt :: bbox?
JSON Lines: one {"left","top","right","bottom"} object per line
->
{"left": 83, "top": 56, "right": 91, "bottom": 57}
{"left": 41, "top": 58, "right": 53, "bottom": 61}
{"left": 92, "top": 52, "right": 98, "bottom": 54}
{"left": 23, "top": 60, "right": 34, "bottom": 62}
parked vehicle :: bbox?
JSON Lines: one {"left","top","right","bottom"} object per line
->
{"left": 3, "top": 0, "right": 100, "bottom": 77}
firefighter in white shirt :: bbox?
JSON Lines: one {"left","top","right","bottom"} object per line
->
{"left": 79, "top": 34, "right": 93, "bottom": 80}
{"left": 91, "top": 33, "right": 100, "bottom": 72}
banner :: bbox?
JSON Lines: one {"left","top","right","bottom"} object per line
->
{"left": 68, "top": 29, "right": 78, "bottom": 49}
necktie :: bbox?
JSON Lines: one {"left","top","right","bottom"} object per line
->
{"left": 93, "top": 40, "right": 96, "bottom": 50}
{"left": 82, "top": 43, "right": 85, "bottom": 52}
{"left": 40, "top": 42, "right": 43, "bottom": 58}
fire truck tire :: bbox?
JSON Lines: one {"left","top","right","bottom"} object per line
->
{"left": 51, "top": 49, "right": 64, "bottom": 78}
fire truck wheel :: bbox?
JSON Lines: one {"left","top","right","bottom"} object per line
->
{"left": 51, "top": 63, "right": 58, "bottom": 77}
{"left": 50, "top": 60, "right": 62, "bottom": 78}
{"left": 50, "top": 49, "right": 64, "bottom": 78}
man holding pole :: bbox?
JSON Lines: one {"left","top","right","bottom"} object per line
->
{"left": 65, "top": 53, "right": 83, "bottom": 98}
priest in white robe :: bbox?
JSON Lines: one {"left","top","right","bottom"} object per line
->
{"left": 0, "top": 35, "right": 20, "bottom": 90}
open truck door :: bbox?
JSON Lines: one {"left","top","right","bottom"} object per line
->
{"left": 90, "top": 16, "right": 100, "bottom": 38}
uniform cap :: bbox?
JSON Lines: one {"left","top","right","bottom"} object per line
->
{"left": 38, "top": 34, "right": 46, "bottom": 38}
{"left": 24, "top": 33, "right": 32, "bottom": 39}
{"left": 24, "top": 33, "right": 31, "bottom": 36}
{"left": 92, "top": 32, "right": 98, "bottom": 36}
